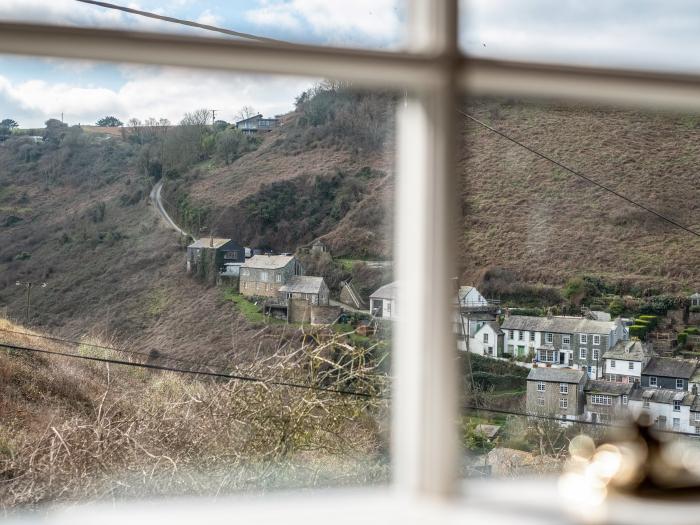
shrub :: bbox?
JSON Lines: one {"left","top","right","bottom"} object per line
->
{"left": 629, "top": 325, "right": 648, "bottom": 339}
{"left": 678, "top": 333, "right": 688, "bottom": 346}
{"left": 691, "top": 306, "right": 700, "bottom": 313}
{"left": 608, "top": 298, "right": 624, "bottom": 317}
{"left": 686, "top": 327, "right": 699, "bottom": 335}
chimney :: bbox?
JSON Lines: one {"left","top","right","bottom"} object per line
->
{"left": 209, "top": 234, "right": 213, "bottom": 248}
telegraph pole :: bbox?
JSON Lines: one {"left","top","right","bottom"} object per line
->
{"left": 15, "top": 281, "right": 47, "bottom": 325}
{"left": 211, "top": 109, "right": 218, "bottom": 125}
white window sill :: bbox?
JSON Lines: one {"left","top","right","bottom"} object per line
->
{"left": 9, "top": 479, "right": 700, "bottom": 525}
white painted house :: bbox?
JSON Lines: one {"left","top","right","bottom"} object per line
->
{"left": 469, "top": 321, "right": 504, "bottom": 357}
{"left": 369, "top": 281, "right": 398, "bottom": 320}
{"left": 629, "top": 388, "right": 697, "bottom": 434}
{"left": 602, "top": 340, "right": 654, "bottom": 384}
{"left": 457, "top": 286, "right": 488, "bottom": 309}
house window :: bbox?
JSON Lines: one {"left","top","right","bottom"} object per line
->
{"left": 509, "top": 330, "right": 514, "bottom": 339}
{"left": 276, "top": 274, "right": 282, "bottom": 283}
{"left": 545, "top": 333, "right": 553, "bottom": 344}
{"left": 562, "top": 335, "right": 570, "bottom": 345}
{"left": 518, "top": 331, "right": 524, "bottom": 341}
{"left": 537, "top": 382, "right": 545, "bottom": 392}
{"left": 560, "top": 398, "right": 568, "bottom": 409}
{"left": 674, "top": 400, "right": 681, "bottom": 412}
{"left": 580, "top": 334, "right": 588, "bottom": 344}
{"left": 530, "top": 332, "right": 535, "bottom": 342}
{"left": 592, "top": 349, "right": 599, "bottom": 360}
{"left": 673, "top": 418, "right": 680, "bottom": 430}
{"left": 610, "top": 360, "right": 616, "bottom": 368}
{"left": 537, "top": 398, "right": 545, "bottom": 407}
{"left": 260, "top": 271, "right": 269, "bottom": 282}
{"left": 695, "top": 426, "right": 700, "bottom": 435}
{"left": 649, "top": 376, "right": 658, "bottom": 387}
{"left": 592, "top": 335, "right": 601, "bottom": 346}
{"left": 628, "top": 362, "right": 634, "bottom": 370}
{"left": 622, "top": 395, "right": 628, "bottom": 405}
{"left": 539, "top": 350, "right": 555, "bottom": 362}
{"left": 579, "top": 348, "right": 587, "bottom": 359}
{"left": 507, "top": 344, "right": 515, "bottom": 354}
{"left": 676, "top": 379, "right": 684, "bottom": 390}
{"left": 483, "top": 333, "right": 489, "bottom": 344}
{"left": 591, "top": 395, "right": 612, "bottom": 406}
{"left": 560, "top": 383, "right": 568, "bottom": 394}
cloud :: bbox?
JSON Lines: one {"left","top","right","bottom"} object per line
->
{"left": 244, "top": 0, "right": 403, "bottom": 47}
{"left": 0, "top": 65, "right": 314, "bottom": 128}
{"left": 195, "top": 9, "right": 223, "bottom": 27}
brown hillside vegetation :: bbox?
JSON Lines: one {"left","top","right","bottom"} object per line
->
{"left": 457, "top": 99, "right": 699, "bottom": 292}
{"left": 0, "top": 318, "right": 388, "bottom": 511}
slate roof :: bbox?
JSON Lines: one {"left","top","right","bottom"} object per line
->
{"left": 642, "top": 357, "right": 697, "bottom": 379}
{"left": 502, "top": 315, "right": 617, "bottom": 335}
{"left": 370, "top": 281, "right": 398, "bottom": 300}
{"left": 475, "top": 321, "right": 503, "bottom": 335}
{"left": 630, "top": 387, "right": 695, "bottom": 406}
{"left": 188, "top": 238, "right": 232, "bottom": 249}
{"left": 589, "top": 311, "right": 612, "bottom": 321}
{"left": 603, "top": 340, "right": 653, "bottom": 362}
{"left": 584, "top": 380, "right": 634, "bottom": 396}
{"left": 242, "top": 254, "right": 295, "bottom": 270}
{"left": 527, "top": 367, "right": 586, "bottom": 384}
{"left": 278, "top": 276, "right": 326, "bottom": 295}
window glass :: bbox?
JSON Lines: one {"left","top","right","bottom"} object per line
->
{"left": 461, "top": 0, "right": 700, "bottom": 74}
{"left": 0, "top": 1, "right": 408, "bottom": 51}
{"left": 458, "top": 95, "right": 699, "bottom": 481}
{"left": 0, "top": 55, "right": 395, "bottom": 509}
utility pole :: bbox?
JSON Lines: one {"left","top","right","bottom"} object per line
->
{"left": 15, "top": 281, "right": 47, "bottom": 325}
{"left": 211, "top": 109, "right": 218, "bottom": 125}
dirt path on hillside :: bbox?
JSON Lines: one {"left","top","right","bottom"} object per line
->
{"left": 150, "top": 180, "right": 192, "bottom": 238}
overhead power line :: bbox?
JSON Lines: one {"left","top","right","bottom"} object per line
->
{"left": 459, "top": 110, "right": 700, "bottom": 239}
{"left": 74, "top": 0, "right": 286, "bottom": 44}
{"left": 0, "top": 341, "right": 383, "bottom": 399}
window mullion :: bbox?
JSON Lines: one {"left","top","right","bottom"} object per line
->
{"left": 392, "top": 0, "right": 459, "bottom": 499}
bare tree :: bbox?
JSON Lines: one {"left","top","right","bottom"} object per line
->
{"left": 234, "top": 105, "right": 257, "bottom": 123}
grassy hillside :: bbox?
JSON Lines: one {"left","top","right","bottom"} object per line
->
{"left": 458, "top": 99, "right": 699, "bottom": 293}
{"left": 0, "top": 318, "right": 388, "bottom": 510}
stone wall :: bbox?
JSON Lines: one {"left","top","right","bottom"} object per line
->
{"left": 288, "top": 299, "right": 341, "bottom": 325}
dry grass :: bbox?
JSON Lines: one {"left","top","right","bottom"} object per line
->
{"left": 0, "top": 318, "right": 390, "bottom": 513}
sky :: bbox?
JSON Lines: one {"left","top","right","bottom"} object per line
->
{"left": 2, "top": 1, "right": 700, "bottom": 127}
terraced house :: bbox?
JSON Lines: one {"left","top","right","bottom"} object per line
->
{"left": 526, "top": 367, "right": 587, "bottom": 421}
{"left": 501, "top": 314, "right": 627, "bottom": 378}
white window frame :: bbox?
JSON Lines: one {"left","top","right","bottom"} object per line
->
{"left": 530, "top": 331, "right": 535, "bottom": 342}
{"left": 537, "top": 381, "right": 546, "bottom": 392}
{"left": 676, "top": 378, "right": 684, "bottom": 390}
{"left": 593, "top": 349, "right": 599, "bottom": 360}
{"left": 591, "top": 394, "right": 612, "bottom": 406}
{"left": 592, "top": 335, "right": 601, "bottom": 346}
{"left": 674, "top": 400, "right": 682, "bottom": 412}
{"left": 483, "top": 332, "right": 489, "bottom": 343}
{"left": 8, "top": 0, "right": 700, "bottom": 517}
{"left": 580, "top": 334, "right": 588, "bottom": 344}
{"left": 559, "top": 398, "right": 568, "bottom": 409}
{"left": 650, "top": 376, "right": 658, "bottom": 387}
{"left": 622, "top": 395, "right": 628, "bottom": 405}
{"left": 562, "top": 335, "right": 570, "bottom": 345}
{"left": 537, "top": 397, "right": 545, "bottom": 407}
{"left": 560, "top": 383, "right": 568, "bottom": 394}
{"left": 545, "top": 332, "right": 553, "bottom": 344}
{"left": 579, "top": 348, "right": 587, "bottom": 359}
{"left": 629, "top": 361, "right": 635, "bottom": 370}
{"left": 610, "top": 360, "right": 616, "bottom": 368}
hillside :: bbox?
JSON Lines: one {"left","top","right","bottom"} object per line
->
{"left": 0, "top": 318, "right": 387, "bottom": 509}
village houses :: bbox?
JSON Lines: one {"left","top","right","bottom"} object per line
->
{"left": 583, "top": 380, "right": 633, "bottom": 424}
{"left": 235, "top": 114, "right": 280, "bottom": 134}
{"left": 278, "top": 276, "right": 330, "bottom": 306}
{"left": 501, "top": 314, "right": 627, "bottom": 379}
{"left": 641, "top": 357, "right": 697, "bottom": 391}
{"left": 186, "top": 237, "right": 245, "bottom": 276}
{"left": 240, "top": 254, "right": 304, "bottom": 299}
{"left": 629, "top": 388, "right": 697, "bottom": 434}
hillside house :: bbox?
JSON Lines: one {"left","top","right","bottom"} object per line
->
{"left": 187, "top": 238, "right": 245, "bottom": 276}
{"left": 602, "top": 340, "right": 654, "bottom": 383}
{"left": 501, "top": 315, "right": 627, "bottom": 379}
{"left": 641, "top": 357, "right": 697, "bottom": 391}
{"left": 690, "top": 292, "right": 700, "bottom": 308}
{"left": 469, "top": 321, "right": 504, "bottom": 357}
{"left": 370, "top": 281, "right": 398, "bottom": 320}
{"left": 310, "top": 239, "right": 330, "bottom": 255}
{"left": 240, "top": 255, "right": 304, "bottom": 298}
{"left": 526, "top": 367, "right": 587, "bottom": 421}
{"left": 629, "top": 388, "right": 696, "bottom": 433}
{"left": 235, "top": 114, "right": 279, "bottom": 134}
{"left": 454, "top": 311, "right": 499, "bottom": 352}
{"left": 583, "top": 380, "right": 634, "bottom": 424}
{"left": 457, "top": 286, "right": 489, "bottom": 309}
{"left": 278, "top": 276, "right": 329, "bottom": 306}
